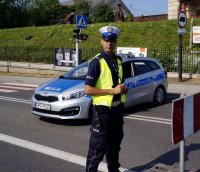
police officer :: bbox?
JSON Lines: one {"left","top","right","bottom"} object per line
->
{"left": 84, "top": 26, "right": 128, "bottom": 172}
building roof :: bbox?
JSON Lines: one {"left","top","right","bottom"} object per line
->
{"left": 61, "top": 0, "right": 132, "bottom": 16}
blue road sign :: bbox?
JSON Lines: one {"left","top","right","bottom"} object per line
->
{"left": 76, "top": 15, "right": 88, "bottom": 29}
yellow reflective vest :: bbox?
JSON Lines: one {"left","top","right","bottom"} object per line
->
{"left": 91, "top": 55, "right": 126, "bottom": 107}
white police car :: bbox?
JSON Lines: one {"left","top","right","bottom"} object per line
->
{"left": 31, "top": 57, "right": 168, "bottom": 120}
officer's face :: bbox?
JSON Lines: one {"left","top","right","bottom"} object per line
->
{"left": 101, "top": 39, "right": 117, "bottom": 55}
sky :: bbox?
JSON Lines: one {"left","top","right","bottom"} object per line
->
{"left": 59, "top": 0, "right": 168, "bottom": 17}
{"left": 122, "top": 0, "right": 168, "bottom": 16}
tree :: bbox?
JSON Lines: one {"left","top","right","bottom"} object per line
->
{"left": 28, "top": 0, "right": 67, "bottom": 26}
{"left": 13, "top": 0, "right": 30, "bottom": 9}
{"left": 0, "top": 0, "right": 77, "bottom": 28}
{"left": 92, "top": 4, "right": 115, "bottom": 23}
{"left": 43, "top": 0, "right": 62, "bottom": 24}
{"left": 74, "top": 0, "right": 91, "bottom": 16}
{"left": 0, "top": 0, "right": 30, "bottom": 28}
{"left": 126, "top": 13, "right": 134, "bottom": 22}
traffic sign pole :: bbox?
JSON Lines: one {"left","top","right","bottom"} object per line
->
{"left": 76, "top": 35, "right": 79, "bottom": 67}
{"left": 177, "top": 11, "right": 187, "bottom": 82}
{"left": 178, "top": 34, "right": 183, "bottom": 82}
{"left": 73, "top": 29, "right": 81, "bottom": 66}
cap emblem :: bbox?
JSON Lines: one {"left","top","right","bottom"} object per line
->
{"left": 107, "top": 27, "right": 113, "bottom": 33}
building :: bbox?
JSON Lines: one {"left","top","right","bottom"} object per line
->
{"left": 134, "top": 14, "right": 168, "bottom": 22}
{"left": 63, "top": 0, "right": 200, "bottom": 21}
{"left": 168, "top": 0, "right": 200, "bottom": 19}
{"left": 61, "top": 0, "right": 132, "bottom": 17}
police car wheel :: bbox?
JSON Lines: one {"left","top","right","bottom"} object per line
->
{"left": 153, "top": 86, "right": 166, "bottom": 105}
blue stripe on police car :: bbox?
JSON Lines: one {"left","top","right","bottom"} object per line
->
{"left": 39, "top": 79, "right": 84, "bottom": 93}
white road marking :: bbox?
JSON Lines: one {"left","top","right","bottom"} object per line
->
{"left": 0, "top": 96, "right": 30, "bottom": 104}
{"left": 0, "top": 133, "right": 134, "bottom": 172}
{"left": 0, "top": 89, "right": 17, "bottom": 93}
{"left": 125, "top": 114, "right": 171, "bottom": 125}
{"left": 0, "top": 85, "right": 34, "bottom": 90}
{"left": 0, "top": 95, "right": 167, "bottom": 171}
{"left": 1, "top": 83, "right": 38, "bottom": 88}
{"left": 0, "top": 96, "right": 171, "bottom": 125}
{"left": 0, "top": 83, "right": 37, "bottom": 93}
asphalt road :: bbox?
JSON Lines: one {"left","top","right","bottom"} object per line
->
{"left": 0, "top": 75, "right": 200, "bottom": 172}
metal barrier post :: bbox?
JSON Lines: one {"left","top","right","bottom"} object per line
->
{"left": 179, "top": 93, "right": 186, "bottom": 172}
{"left": 180, "top": 140, "right": 185, "bottom": 172}
{"left": 7, "top": 61, "right": 10, "bottom": 73}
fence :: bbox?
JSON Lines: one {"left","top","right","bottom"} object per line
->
{"left": 148, "top": 48, "right": 200, "bottom": 73}
{"left": 0, "top": 47, "right": 200, "bottom": 73}
{"left": 0, "top": 47, "right": 54, "bottom": 63}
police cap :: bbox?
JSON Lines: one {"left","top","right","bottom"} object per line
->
{"left": 99, "top": 26, "right": 120, "bottom": 41}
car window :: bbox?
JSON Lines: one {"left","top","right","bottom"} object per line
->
{"left": 122, "top": 61, "right": 133, "bottom": 79}
{"left": 71, "top": 66, "right": 88, "bottom": 78}
{"left": 147, "top": 61, "right": 160, "bottom": 71}
{"left": 133, "top": 61, "right": 152, "bottom": 75}
{"left": 64, "top": 61, "right": 89, "bottom": 79}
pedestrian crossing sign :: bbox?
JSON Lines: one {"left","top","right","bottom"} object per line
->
{"left": 76, "top": 15, "right": 88, "bottom": 29}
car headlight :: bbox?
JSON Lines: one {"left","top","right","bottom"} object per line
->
{"left": 62, "top": 89, "right": 85, "bottom": 101}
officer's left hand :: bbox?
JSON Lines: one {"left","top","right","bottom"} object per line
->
{"left": 113, "top": 84, "right": 128, "bottom": 95}
{"left": 121, "top": 84, "right": 128, "bottom": 94}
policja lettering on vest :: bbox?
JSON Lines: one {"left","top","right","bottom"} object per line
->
{"left": 84, "top": 26, "right": 128, "bottom": 172}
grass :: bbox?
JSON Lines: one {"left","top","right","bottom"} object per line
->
{"left": 1, "top": 18, "right": 200, "bottom": 50}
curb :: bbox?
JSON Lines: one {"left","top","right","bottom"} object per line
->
{"left": 0, "top": 61, "right": 200, "bottom": 79}
{"left": 168, "top": 72, "right": 200, "bottom": 79}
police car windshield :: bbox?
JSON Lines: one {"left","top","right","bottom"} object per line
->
{"left": 62, "top": 61, "right": 89, "bottom": 80}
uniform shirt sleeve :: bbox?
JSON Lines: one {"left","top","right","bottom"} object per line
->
{"left": 85, "top": 58, "right": 100, "bottom": 87}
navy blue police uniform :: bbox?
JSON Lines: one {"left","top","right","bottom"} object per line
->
{"left": 85, "top": 49, "right": 125, "bottom": 172}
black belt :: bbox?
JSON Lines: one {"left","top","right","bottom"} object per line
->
{"left": 94, "top": 105, "right": 110, "bottom": 113}
{"left": 112, "top": 100, "right": 121, "bottom": 107}
{"left": 95, "top": 101, "right": 122, "bottom": 113}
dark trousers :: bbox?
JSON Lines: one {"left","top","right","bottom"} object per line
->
{"left": 86, "top": 104, "right": 124, "bottom": 172}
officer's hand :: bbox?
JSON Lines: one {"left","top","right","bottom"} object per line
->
{"left": 113, "top": 84, "right": 128, "bottom": 94}
{"left": 121, "top": 84, "right": 128, "bottom": 94}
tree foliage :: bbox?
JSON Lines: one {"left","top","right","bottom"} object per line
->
{"left": 0, "top": 0, "right": 30, "bottom": 28}
{"left": 126, "top": 13, "right": 134, "bottom": 22}
{"left": 28, "top": 0, "right": 74, "bottom": 26}
{"left": 0, "top": 0, "right": 118, "bottom": 28}
{"left": 92, "top": 4, "right": 115, "bottom": 23}
{"left": 74, "top": 0, "right": 90, "bottom": 16}
{"left": 0, "top": 0, "right": 75, "bottom": 28}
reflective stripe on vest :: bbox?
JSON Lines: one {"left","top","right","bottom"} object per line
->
{"left": 91, "top": 57, "right": 126, "bottom": 107}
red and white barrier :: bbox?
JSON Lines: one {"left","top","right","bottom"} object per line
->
{"left": 172, "top": 92, "right": 200, "bottom": 145}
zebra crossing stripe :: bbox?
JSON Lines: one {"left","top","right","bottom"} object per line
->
{"left": 0, "top": 89, "right": 17, "bottom": 93}
{"left": 0, "top": 83, "right": 38, "bottom": 93}
{"left": 0, "top": 85, "right": 35, "bottom": 90}
{"left": 1, "top": 83, "right": 38, "bottom": 88}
